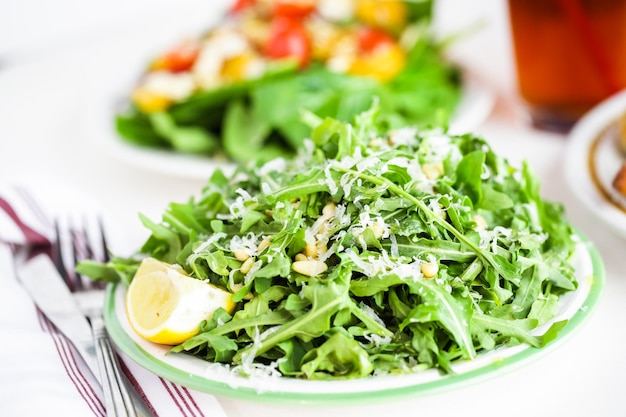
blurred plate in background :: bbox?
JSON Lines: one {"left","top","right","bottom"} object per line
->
{"left": 565, "top": 90, "right": 626, "bottom": 240}
{"left": 86, "top": 69, "right": 494, "bottom": 180}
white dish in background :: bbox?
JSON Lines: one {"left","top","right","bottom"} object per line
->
{"left": 565, "top": 90, "right": 626, "bottom": 240}
{"left": 86, "top": 88, "right": 236, "bottom": 181}
{"left": 104, "top": 236, "right": 602, "bottom": 405}
{"left": 86, "top": 70, "right": 494, "bottom": 180}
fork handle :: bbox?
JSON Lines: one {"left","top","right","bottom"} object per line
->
{"left": 91, "top": 316, "right": 139, "bottom": 417}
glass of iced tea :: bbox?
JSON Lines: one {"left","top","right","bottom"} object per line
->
{"left": 507, "top": 0, "right": 626, "bottom": 132}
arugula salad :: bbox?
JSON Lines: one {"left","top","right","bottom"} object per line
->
{"left": 81, "top": 103, "right": 579, "bottom": 380}
{"left": 115, "top": 0, "right": 461, "bottom": 163}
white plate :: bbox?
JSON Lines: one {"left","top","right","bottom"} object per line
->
{"left": 104, "top": 235, "right": 603, "bottom": 405}
{"left": 86, "top": 88, "right": 236, "bottom": 180}
{"left": 86, "top": 70, "right": 494, "bottom": 180}
{"left": 565, "top": 90, "right": 626, "bottom": 239}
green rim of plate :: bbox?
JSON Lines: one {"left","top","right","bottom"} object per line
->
{"left": 104, "top": 231, "right": 604, "bottom": 406}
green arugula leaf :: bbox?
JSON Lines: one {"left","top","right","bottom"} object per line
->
{"left": 300, "top": 330, "right": 374, "bottom": 379}
{"left": 149, "top": 112, "right": 217, "bottom": 154}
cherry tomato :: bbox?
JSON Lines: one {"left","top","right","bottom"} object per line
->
{"left": 273, "top": 0, "right": 316, "bottom": 19}
{"left": 151, "top": 40, "right": 200, "bottom": 73}
{"left": 357, "top": 26, "right": 395, "bottom": 53}
{"left": 266, "top": 17, "right": 311, "bottom": 68}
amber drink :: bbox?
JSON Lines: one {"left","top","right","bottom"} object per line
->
{"left": 508, "top": 0, "right": 626, "bottom": 131}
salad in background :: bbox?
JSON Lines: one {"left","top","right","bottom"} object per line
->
{"left": 116, "top": 0, "right": 462, "bottom": 163}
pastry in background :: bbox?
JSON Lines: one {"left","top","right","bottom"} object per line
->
{"left": 613, "top": 162, "right": 626, "bottom": 196}
{"left": 612, "top": 113, "right": 626, "bottom": 197}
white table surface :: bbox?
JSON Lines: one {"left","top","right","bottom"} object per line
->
{"left": 1, "top": 1, "right": 624, "bottom": 416}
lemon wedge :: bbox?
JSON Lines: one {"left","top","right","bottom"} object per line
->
{"left": 126, "top": 257, "right": 236, "bottom": 345}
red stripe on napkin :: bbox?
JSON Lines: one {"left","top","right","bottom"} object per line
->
{"left": 172, "top": 384, "right": 205, "bottom": 417}
{"left": 36, "top": 309, "right": 105, "bottom": 417}
{"left": 119, "top": 358, "right": 160, "bottom": 417}
{"left": 0, "top": 196, "right": 49, "bottom": 245}
{"left": 160, "top": 378, "right": 206, "bottom": 417}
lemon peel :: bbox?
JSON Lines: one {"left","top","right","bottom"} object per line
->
{"left": 126, "top": 257, "right": 235, "bottom": 345}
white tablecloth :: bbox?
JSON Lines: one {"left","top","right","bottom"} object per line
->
{"left": 0, "top": 1, "right": 624, "bottom": 416}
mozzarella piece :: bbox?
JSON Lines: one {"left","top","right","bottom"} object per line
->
{"left": 142, "top": 71, "right": 195, "bottom": 101}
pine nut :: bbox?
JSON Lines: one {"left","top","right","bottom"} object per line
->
{"left": 292, "top": 260, "right": 328, "bottom": 276}
{"left": 315, "top": 241, "right": 328, "bottom": 255}
{"left": 322, "top": 202, "right": 336, "bottom": 217}
{"left": 303, "top": 241, "right": 317, "bottom": 258}
{"left": 369, "top": 221, "right": 385, "bottom": 239}
{"left": 295, "top": 253, "right": 308, "bottom": 262}
{"left": 422, "top": 162, "right": 443, "bottom": 180}
{"left": 234, "top": 248, "right": 250, "bottom": 261}
{"left": 257, "top": 238, "right": 271, "bottom": 252}
{"left": 240, "top": 257, "right": 254, "bottom": 274}
{"left": 230, "top": 283, "right": 253, "bottom": 300}
{"left": 421, "top": 262, "right": 439, "bottom": 278}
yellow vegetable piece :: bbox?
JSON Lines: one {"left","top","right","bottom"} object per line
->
{"left": 131, "top": 87, "right": 172, "bottom": 113}
{"left": 221, "top": 53, "right": 256, "bottom": 83}
{"left": 310, "top": 24, "right": 354, "bottom": 62}
{"left": 149, "top": 56, "right": 169, "bottom": 72}
{"left": 355, "top": 0, "right": 408, "bottom": 33}
{"left": 126, "top": 257, "right": 236, "bottom": 345}
{"left": 348, "top": 43, "right": 406, "bottom": 82}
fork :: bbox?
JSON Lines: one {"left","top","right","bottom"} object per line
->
{"left": 53, "top": 216, "right": 141, "bottom": 417}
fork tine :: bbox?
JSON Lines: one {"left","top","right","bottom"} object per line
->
{"left": 51, "top": 221, "right": 66, "bottom": 277}
{"left": 69, "top": 216, "right": 108, "bottom": 291}
{"left": 99, "top": 218, "right": 110, "bottom": 263}
{"left": 53, "top": 219, "right": 79, "bottom": 290}
{"left": 72, "top": 219, "right": 92, "bottom": 290}
{"left": 95, "top": 218, "right": 109, "bottom": 290}
{"left": 55, "top": 215, "right": 102, "bottom": 291}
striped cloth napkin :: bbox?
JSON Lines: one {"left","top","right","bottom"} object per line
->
{"left": 0, "top": 183, "right": 228, "bottom": 417}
